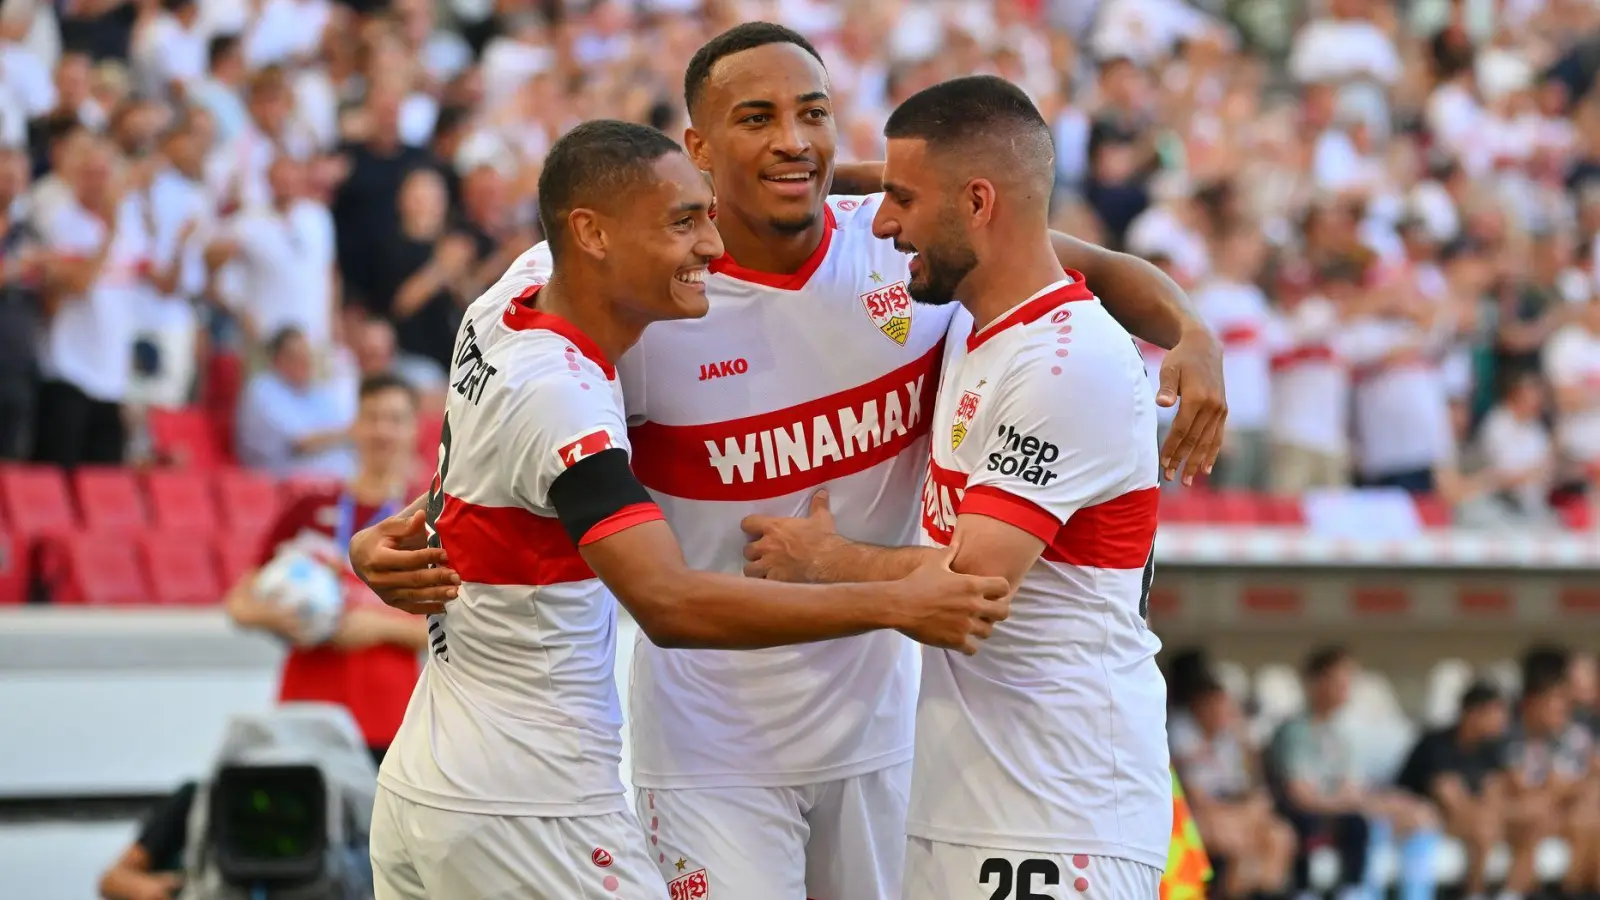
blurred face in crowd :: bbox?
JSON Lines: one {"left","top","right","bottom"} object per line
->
{"left": 685, "top": 41, "right": 837, "bottom": 237}
{"left": 353, "top": 318, "right": 397, "bottom": 376}
{"left": 873, "top": 138, "right": 975, "bottom": 307}
{"left": 249, "top": 82, "right": 292, "bottom": 135}
{"left": 353, "top": 384, "right": 418, "bottom": 472}
{"left": 462, "top": 166, "right": 505, "bottom": 227}
{"left": 1311, "top": 657, "right": 1353, "bottom": 713}
{"left": 72, "top": 139, "right": 117, "bottom": 208}
{"left": 267, "top": 157, "right": 305, "bottom": 205}
{"left": 585, "top": 151, "right": 722, "bottom": 322}
{"left": 1192, "top": 688, "right": 1240, "bottom": 736}
{"left": 0, "top": 148, "right": 28, "bottom": 207}
{"left": 55, "top": 53, "right": 91, "bottom": 111}
{"left": 1460, "top": 698, "right": 1508, "bottom": 743}
{"left": 1504, "top": 374, "right": 1545, "bottom": 419}
{"left": 1569, "top": 654, "right": 1596, "bottom": 709}
{"left": 161, "top": 115, "right": 212, "bottom": 180}
{"left": 398, "top": 169, "right": 448, "bottom": 239}
{"left": 1522, "top": 683, "right": 1571, "bottom": 735}
{"left": 273, "top": 332, "right": 314, "bottom": 388}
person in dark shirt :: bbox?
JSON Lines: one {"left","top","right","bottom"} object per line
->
{"left": 331, "top": 91, "right": 438, "bottom": 306}
{"left": 1397, "top": 682, "right": 1510, "bottom": 899}
{"left": 97, "top": 781, "right": 197, "bottom": 900}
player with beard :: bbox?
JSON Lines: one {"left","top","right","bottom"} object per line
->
{"left": 351, "top": 24, "right": 1224, "bottom": 900}
{"left": 741, "top": 76, "right": 1172, "bottom": 898}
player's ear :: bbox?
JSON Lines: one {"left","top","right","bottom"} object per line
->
{"left": 568, "top": 208, "right": 608, "bottom": 261}
{"left": 683, "top": 126, "right": 712, "bottom": 174}
{"left": 965, "top": 178, "right": 996, "bottom": 228}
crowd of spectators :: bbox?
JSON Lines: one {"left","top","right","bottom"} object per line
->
{"left": 1169, "top": 644, "right": 1600, "bottom": 899}
{"left": 5, "top": 0, "right": 1600, "bottom": 529}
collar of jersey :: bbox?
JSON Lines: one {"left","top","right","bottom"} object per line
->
{"left": 706, "top": 204, "right": 837, "bottom": 291}
{"left": 502, "top": 284, "right": 618, "bottom": 380}
{"left": 966, "top": 270, "right": 1094, "bottom": 353}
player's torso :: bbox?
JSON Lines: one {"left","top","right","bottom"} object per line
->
{"left": 911, "top": 301, "right": 1171, "bottom": 864}
{"left": 623, "top": 196, "right": 950, "bottom": 785}
{"left": 380, "top": 288, "right": 627, "bottom": 816}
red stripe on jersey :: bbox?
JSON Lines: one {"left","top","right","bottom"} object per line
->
{"left": 967, "top": 273, "right": 1094, "bottom": 351}
{"left": 1270, "top": 345, "right": 1337, "bottom": 371}
{"left": 502, "top": 285, "right": 618, "bottom": 380}
{"left": 709, "top": 205, "right": 837, "bottom": 290}
{"left": 436, "top": 493, "right": 595, "bottom": 585}
{"left": 1218, "top": 324, "right": 1261, "bottom": 347}
{"left": 921, "top": 460, "right": 1158, "bottom": 569}
{"left": 580, "top": 502, "right": 666, "bottom": 545}
{"left": 629, "top": 341, "right": 942, "bottom": 502}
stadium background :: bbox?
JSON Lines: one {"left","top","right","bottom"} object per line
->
{"left": 1, "top": 0, "right": 1599, "bottom": 895}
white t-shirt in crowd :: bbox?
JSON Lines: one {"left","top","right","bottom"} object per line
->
{"left": 226, "top": 199, "right": 336, "bottom": 346}
{"left": 1288, "top": 18, "right": 1401, "bottom": 85}
{"left": 1476, "top": 405, "right": 1553, "bottom": 511}
{"left": 39, "top": 197, "right": 153, "bottom": 402}
{"left": 1543, "top": 324, "right": 1600, "bottom": 465}
{"left": 1343, "top": 316, "right": 1455, "bottom": 478}
{"left": 1266, "top": 295, "right": 1351, "bottom": 456}
{"left": 915, "top": 279, "right": 1169, "bottom": 867}
{"left": 1193, "top": 278, "right": 1273, "bottom": 431}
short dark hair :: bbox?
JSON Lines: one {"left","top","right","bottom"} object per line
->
{"left": 1523, "top": 664, "right": 1568, "bottom": 701}
{"left": 1521, "top": 645, "right": 1570, "bottom": 689}
{"left": 683, "top": 22, "right": 824, "bottom": 118}
{"left": 1460, "top": 681, "right": 1501, "bottom": 713}
{"left": 266, "top": 327, "right": 304, "bottom": 359}
{"left": 1304, "top": 645, "right": 1351, "bottom": 679}
{"left": 537, "top": 120, "right": 684, "bottom": 260}
{"left": 208, "top": 34, "right": 240, "bottom": 69}
{"left": 883, "top": 75, "right": 1055, "bottom": 191}
{"left": 359, "top": 373, "right": 418, "bottom": 408}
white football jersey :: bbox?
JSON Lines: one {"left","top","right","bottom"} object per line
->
{"left": 507, "top": 195, "right": 954, "bottom": 788}
{"left": 379, "top": 279, "right": 657, "bottom": 817}
{"left": 912, "top": 277, "right": 1172, "bottom": 868}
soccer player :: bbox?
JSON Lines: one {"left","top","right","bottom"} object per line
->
{"left": 353, "top": 23, "right": 1225, "bottom": 900}
{"left": 367, "top": 120, "right": 1013, "bottom": 900}
{"left": 740, "top": 75, "right": 1173, "bottom": 898}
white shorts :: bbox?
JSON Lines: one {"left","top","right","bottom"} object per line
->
{"left": 370, "top": 785, "right": 667, "bottom": 899}
{"left": 903, "top": 839, "right": 1162, "bottom": 899}
{"left": 634, "top": 761, "right": 911, "bottom": 900}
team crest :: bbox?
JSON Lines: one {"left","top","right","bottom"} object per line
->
{"left": 860, "top": 280, "right": 913, "bottom": 345}
{"left": 669, "top": 868, "right": 710, "bottom": 900}
{"left": 952, "top": 390, "right": 982, "bottom": 450}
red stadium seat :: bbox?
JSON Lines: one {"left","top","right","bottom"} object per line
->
{"left": 73, "top": 467, "right": 149, "bottom": 532}
{"left": 144, "top": 469, "right": 221, "bottom": 534}
{"left": 215, "top": 468, "right": 281, "bottom": 535}
{"left": 1257, "top": 494, "right": 1307, "bottom": 526}
{"left": 1413, "top": 494, "right": 1453, "bottom": 529}
{"left": 1558, "top": 499, "right": 1594, "bottom": 531}
{"left": 1156, "top": 489, "right": 1208, "bottom": 524}
{"left": 139, "top": 533, "right": 223, "bottom": 605}
{"left": 0, "top": 530, "right": 28, "bottom": 604}
{"left": 416, "top": 411, "right": 445, "bottom": 470}
{"left": 148, "top": 408, "right": 227, "bottom": 469}
{"left": 1209, "top": 491, "right": 1262, "bottom": 524}
{"left": 0, "top": 465, "right": 75, "bottom": 537}
{"left": 58, "top": 534, "right": 149, "bottom": 605}
{"left": 215, "top": 533, "right": 263, "bottom": 588}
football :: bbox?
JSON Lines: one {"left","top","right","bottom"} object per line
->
{"left": 253, "top": 548, "right": 346, "bottom": 645}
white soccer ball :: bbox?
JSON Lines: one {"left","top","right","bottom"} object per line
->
{"left": 253, "top": 548, "right": 346, "bottom": 646}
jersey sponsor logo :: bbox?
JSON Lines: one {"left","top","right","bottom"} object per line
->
{"left": 668, "top": 869, "right": 710, "bottom": 900}
{"left": 952, "top": 389, "right": 982, "bottom": 450}
{"left": 987, "top": 424, "right": 1060, "bottom": 486}
{"left": 860, "top": 280, "right": 913, "bottom": 345}
{"left": 921, "top": 459, "right": 968, "bottom": 545}
{"left": 450, "top": 321, "right": 499, "bottom": 405}
{"left": 697, "top": 357, "right": 749, "bottom": 381}
{"left": 555, "top": 428, "right": 617, "bottom": 469}
{"left": 630, "top": 342, "right": 942, "bottom": 502}
{"left": 591, "top": 847, "right": 613, "bottom": 868}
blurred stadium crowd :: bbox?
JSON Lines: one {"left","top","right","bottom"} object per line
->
{"left": 2, "top": 0, "right": 1600, "bottom": 895}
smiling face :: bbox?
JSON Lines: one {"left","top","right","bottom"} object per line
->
{"left": 601, "top": 151, "right": 724, "bottom": 322}
{"left": 685, "top": 41, "right": 836, "bottom": 237}
{"left": 872, "top": 137, "right": 976, "bottom": 307}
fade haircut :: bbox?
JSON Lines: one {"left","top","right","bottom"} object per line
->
{"left": 537, "top": 120, "right": 684, "bottom": 261}
{"left": 883, "top": 75, "right": 1055, "bottom": 198}
{"left": 683, "top": 22, "right": 825, "bottom": 121}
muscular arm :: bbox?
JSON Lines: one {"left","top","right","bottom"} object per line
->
{"left": 1048, "top": 231, "right": 1198, "bottom": 351}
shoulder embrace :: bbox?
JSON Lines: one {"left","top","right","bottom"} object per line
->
{"left": 827, "top": 193, "right": 883, "bottom": 226}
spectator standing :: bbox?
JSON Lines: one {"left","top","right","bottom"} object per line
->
{"left": 331, "top": 86, "right": 435, "bottom": 307}
{"left": 234, "top": 327, "right": 353, "bottom": 478}
{"left": 1473, "top": 373, "right": 1558, "bottom": 525}
{"left": 224, "top": 374, "right": 426, "bottom": 764}
{"left": 1543, "top": 297, "right": 1600, "bottom": 490}
{"left": 1267, "top": 262, "right": 1359, "bottom": 493}
{"left": 0, "top": 146, "right": 41, "bottom": 461}
{"left": 1194, "top": 224, "right": 1273, "bottom": 489}
{"left": 364, "top": 167, "right": 473, "bottom": 372}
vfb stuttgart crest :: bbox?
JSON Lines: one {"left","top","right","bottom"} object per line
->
{"left": 952, "top": 390, "right": 982, "bottom": 450}
{"left": 860, "top": 280, "right": 913, "bottom": 345}
{"left": 669, "top": 869, "right": 710, "bottom": 900}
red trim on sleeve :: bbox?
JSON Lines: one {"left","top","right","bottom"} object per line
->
{"left": 967, "top": 273, "right": 1095, "bottom": 352}
{"left": 579, "top": 502, "right": 666, "bottom": 545}
{"left": 708, "top": 205, "right": 836, "bottom": 290}
{"left": 959, "top": 485, "right": 1061, "bottom": 544}
{"left": 502, "top": 285, "right": 618, "bottom": 380}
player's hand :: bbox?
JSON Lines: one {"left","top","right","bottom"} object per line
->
{"left": 740, "top": 490, "right": 839, "bottom": 583}
{"left": 349, "top": 509, "right": 460, "bottom": 615}
{"left": 891, "top": 541, "right": 1012, "bottom": 655}
{"left": 1156, "top": 325, "right": 1228, "bottom": 485}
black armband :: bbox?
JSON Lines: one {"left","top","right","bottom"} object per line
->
{"left": 548, "top": 447, "right": 658, "bottom": 545}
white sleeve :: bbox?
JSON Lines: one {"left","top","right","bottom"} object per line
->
{"left": 42, "top": 206, "right": 100, "bottom": 256}
{"left": 1544, "top": 329, "right": 1583, "bottom": 387}
{"left": 505, "top": 372, "right": 632, "bottom": 510}
{"left": 961, "top": 345, "right": 1142, "bottom": 542}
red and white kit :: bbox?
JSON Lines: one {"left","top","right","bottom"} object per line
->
{"left": 516, "top": 194, "right": 955, "bottom": 899}
{"left": 908, "top": 277, "right": 1172, "bottom": 899}
{"left": 371, "top": 277, "right": 668, "bottom": 899}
